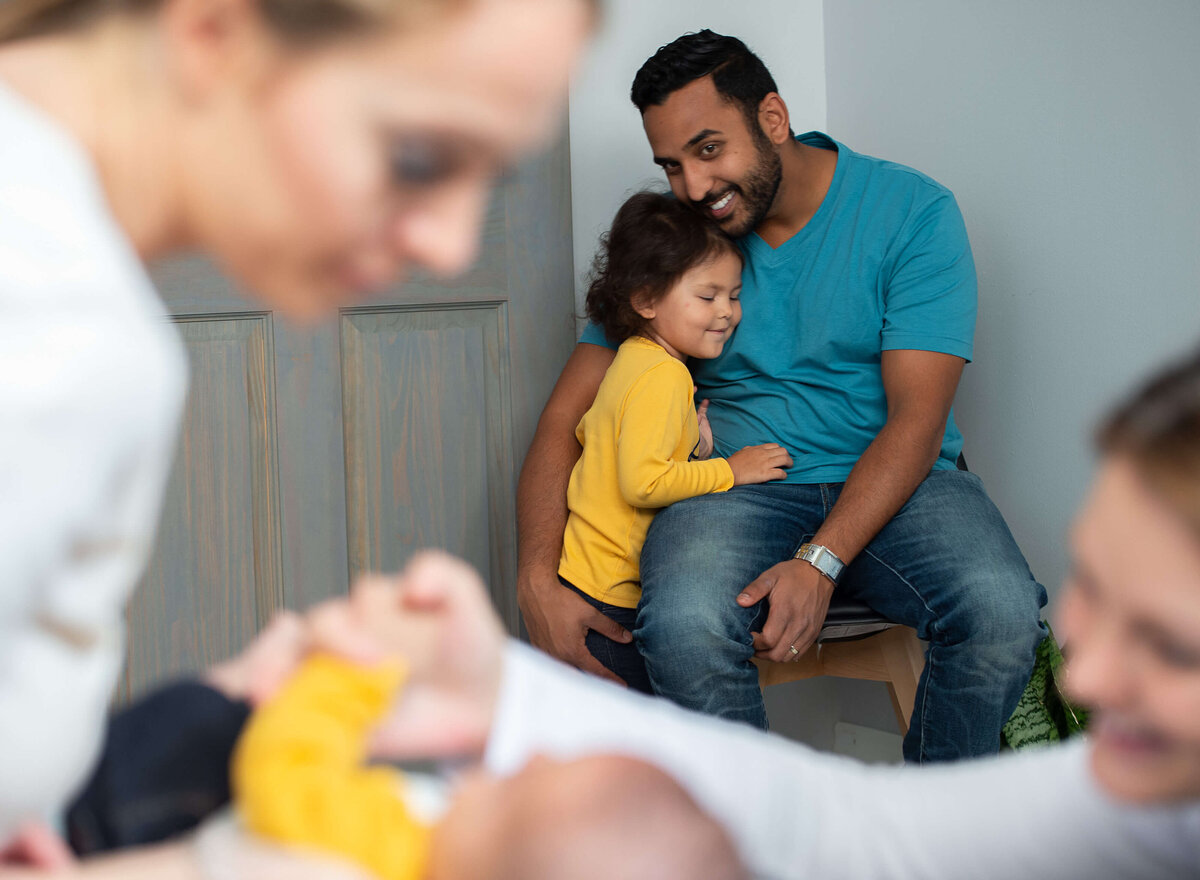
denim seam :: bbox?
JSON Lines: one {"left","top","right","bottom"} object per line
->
{"left": 859, "top": 546, "right": 938, "bottom": 763}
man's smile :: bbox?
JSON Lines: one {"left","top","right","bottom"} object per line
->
{"left": 704, "top": 189, "right": 736, "bottom": 220}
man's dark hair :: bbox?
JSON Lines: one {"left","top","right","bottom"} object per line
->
{"left": 585, "top": 191, "right": 741, "bottom": 343}
{"left": 631, "top": 29, "right": 786, "bottom": 137}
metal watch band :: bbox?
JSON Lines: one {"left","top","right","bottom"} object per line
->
{"left": 793, "top": 542, "right": 845, "bottom": 584}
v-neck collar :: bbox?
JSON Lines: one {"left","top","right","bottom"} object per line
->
{"left": 742, "top": 132, "right": 844, "bottom": 266}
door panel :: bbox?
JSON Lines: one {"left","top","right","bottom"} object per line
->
{"left": 340, "top": 301, "right": 516, "bottom": 625}
{"left": 121, "top": 134, "right": 575, "bottom": 699}
{"left": 127, "top": 315, "right": 285, "bottom": 697}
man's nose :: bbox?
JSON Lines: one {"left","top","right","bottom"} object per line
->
{"left": 680, "top": 162, "right": 713, "bottom": 205}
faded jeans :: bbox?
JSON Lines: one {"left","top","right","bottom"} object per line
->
{"left": 635, "top": 470, "right": 1048, "bottom": 763}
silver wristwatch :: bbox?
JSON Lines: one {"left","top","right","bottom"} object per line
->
{"left": 793, "top": 542, "right": 845, "bottom": 584}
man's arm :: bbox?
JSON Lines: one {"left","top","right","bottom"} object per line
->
{"left": 514, "top": 342, "right": 630, "bottom": 683}
{"left": 739, "top": 349, "right": 964, "bottom": 661}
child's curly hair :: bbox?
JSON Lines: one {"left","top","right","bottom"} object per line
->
{"left": 585, "top": 191, "right": 742, "bottom": 343}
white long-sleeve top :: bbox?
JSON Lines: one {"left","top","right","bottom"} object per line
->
{"left": 0, "top": 80, "right": 187, "bottom": 841}
{"left": 487, "top": 642, "right": 1200, "bottom": 880}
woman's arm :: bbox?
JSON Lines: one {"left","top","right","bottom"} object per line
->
{"left": 0, "top": 815, "right": 374, "bottom": 880}
{"left": 487, "top": 643, "right": 1200, "bottom": 880}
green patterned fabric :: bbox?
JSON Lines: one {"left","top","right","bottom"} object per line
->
{"left": 1001, "top": 625, "right": 1089, "bottom": 750}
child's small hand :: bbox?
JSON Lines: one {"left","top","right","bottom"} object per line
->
{"left": 694, "top": 397, "right": 714, "bottom": 460}
{"left": 727, "top": 443, "right": 792, "bottom": 485}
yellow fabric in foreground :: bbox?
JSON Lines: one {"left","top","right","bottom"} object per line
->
{"left": 559, "top": 336, "right": 734, "bottom": 608}
{"left": 232, "top": 654, "right": 430, "bottom": 880}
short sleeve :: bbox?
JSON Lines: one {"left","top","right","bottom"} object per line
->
{"left": 578, "top": 321, "right": 620, "bottom": 351}
{"left": 880, "top": 190, "right": 977, "bottom": 362}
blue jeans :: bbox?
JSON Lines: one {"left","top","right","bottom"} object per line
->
{"left": 635, "top": 470, "right": 1047, "bottom": 763}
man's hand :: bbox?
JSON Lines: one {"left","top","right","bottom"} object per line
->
{"left": 517, "top": 571, "right": 632, "bottom": 686}
{"left": 694, "top": 397, "right": 714, "bottom": 459}
{"left": 737, "top": 559, "right": 834, "bottom": 662}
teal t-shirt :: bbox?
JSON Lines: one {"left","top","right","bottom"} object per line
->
{"left": 580, "top": 132, "right": 976, "bottom": 484}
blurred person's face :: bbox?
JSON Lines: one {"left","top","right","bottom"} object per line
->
{"left": 173, "top": 0, "right": 590, "bottom": 319}
{"left": 1058, "top": 457, "right": 1200, "bottom": 803}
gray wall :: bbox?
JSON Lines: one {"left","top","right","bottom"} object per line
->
{"left": 824, "top": 0, "right": 1200, "bottom": 604}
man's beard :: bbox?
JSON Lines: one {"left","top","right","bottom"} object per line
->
{"left": 696, "top": 131, "right": 782, "bottom": 239}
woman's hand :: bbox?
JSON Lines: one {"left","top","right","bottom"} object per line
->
{"left": 0, "top": 822, "right": 75, "bottom": 870}
{"left": 364, "top": 551, "right": 508, "bottom": 761}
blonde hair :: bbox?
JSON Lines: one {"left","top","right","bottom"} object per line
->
{"left": 0, "top": 0, "right": 470, "bottom": 44}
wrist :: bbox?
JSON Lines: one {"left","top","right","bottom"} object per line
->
{"left": 793, "top": 542, "right": 845, "bottom": 585}
{"left": 516, "top": 563, "right": 558, "bottom": 592}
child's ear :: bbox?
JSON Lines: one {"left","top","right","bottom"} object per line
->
{"left": 631, "top": 289, "right": 656, "bottom": 320}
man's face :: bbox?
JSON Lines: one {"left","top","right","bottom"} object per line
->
{"left": 641, "top": 76, "right": 782, "bottom": 239}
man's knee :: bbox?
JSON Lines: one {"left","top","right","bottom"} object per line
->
{"left": 937, "top": 570, "right": 1046, "bottom": 656}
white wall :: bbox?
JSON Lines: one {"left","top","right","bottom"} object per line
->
{"left": 823, "top": 0, "right": 1200, "bottom": 604}
{"left": 567, "top": 0, "right": 826, "bottom": 315}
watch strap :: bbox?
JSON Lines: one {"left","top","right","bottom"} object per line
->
{"left": 793, "top": 542, "right": 845, "bottom": 584}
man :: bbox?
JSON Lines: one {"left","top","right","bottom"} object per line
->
{"left": 516, "top": 30, "right": 1046, "bottom": 762}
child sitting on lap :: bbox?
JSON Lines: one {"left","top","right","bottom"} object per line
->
{"left": 558, "top": 192, "right": 791, "bottom": 691}
{"left": 232, "top": 569, "right": 746, "bottom": 880}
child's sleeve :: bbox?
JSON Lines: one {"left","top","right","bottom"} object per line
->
{"left": 232, "top": 654, "right": 431, "bottom": 880}
{"left": 615, "top": 363, "right": 735, "bottom": 507}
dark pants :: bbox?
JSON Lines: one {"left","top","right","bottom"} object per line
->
{"left": 558, "top": 575, "right": 653, "bottom": 694}
{"left": 67, "top": 681, "right": 248, "bottom": 854}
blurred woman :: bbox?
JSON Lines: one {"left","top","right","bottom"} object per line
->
{"left": 0, "top": 0, "right": 592, "bottom": 870}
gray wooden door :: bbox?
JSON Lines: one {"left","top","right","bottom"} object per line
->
{"left": 121, "top": 135, "right": 575, "bottom": 700}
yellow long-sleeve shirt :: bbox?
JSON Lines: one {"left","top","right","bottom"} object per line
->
{"left": 232, "top": 654, "right": 430, "bottom": 880}
{"left": 559, "top": 337, "right": 735, "bottom": 608}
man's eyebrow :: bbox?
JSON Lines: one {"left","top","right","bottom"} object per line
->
{"left": 685, "top": 128, "right": 722, "bottom": 149}
{"left": 653, "top": 129, "right": 723, "bottom": 166}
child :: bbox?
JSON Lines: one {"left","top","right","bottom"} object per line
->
{"left": 558, "top": 192, "right": 791, "bottom": 690}
{"left": 232, "top": 572, "right": 748, "bottom": 880}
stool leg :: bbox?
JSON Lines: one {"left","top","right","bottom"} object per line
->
{"left": 880, "top": 627, "right": 925, "bottom": 735}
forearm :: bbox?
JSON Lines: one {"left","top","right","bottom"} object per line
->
{"left": 515, "top": 343, "right": 613, "bottom": 590}
{"left": 515, "top": 422, "right": 579, "bottom": 585}
{"left": 619, "top": 457, "right": 734, "bottom": 508}
{"left": 812, "top": 413, "right": 943, "bottom": 564}
{"left": 487, "top": 643, "right": 1198, "bottom": 880}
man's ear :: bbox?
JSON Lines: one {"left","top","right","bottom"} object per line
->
{"left": 631, "top": 289, "right": 657, "bottom": 320}
{"left": 159, "top": 0, "right": 278, "bottom": 103}
{"left": 757, "top": 92, "right": 792, "bottom": 146}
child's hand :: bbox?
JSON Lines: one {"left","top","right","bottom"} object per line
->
{"left": 694, "top": 397, "right": 714, "bottom": 460}
{"left": 727, "top": 443, "right": 792, "bottom": 485}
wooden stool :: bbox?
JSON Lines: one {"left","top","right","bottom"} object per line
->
{"left": 755, "top": 595, "right": 926, "bottom": 734}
